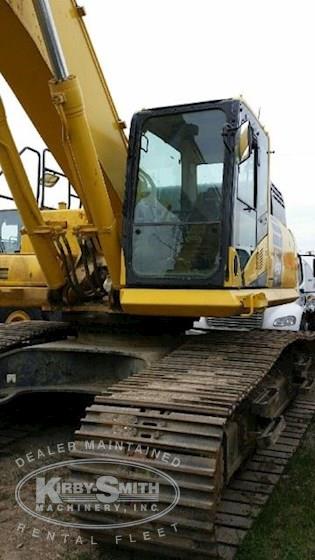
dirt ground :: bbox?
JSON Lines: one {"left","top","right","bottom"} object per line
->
{"left": 0, "top": 424, "right": 99, "bottom": 560}
{"left": 0, "top": 393, "right": 137, "bottom": 560}
{"left": 2, "top": 395, "right": 315, "bottom": 560}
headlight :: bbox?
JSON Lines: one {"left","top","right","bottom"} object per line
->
{"left": 273, "top": 315, "right": 296, "bottom": 327}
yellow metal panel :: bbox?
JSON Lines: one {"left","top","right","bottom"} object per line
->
{"left": 120, "top": 288, "right": 299, "bottom": 318}
{"left": 21, "top": 207, "right": 87, "bottom": 253}
{"left": 0, "top": 286, "right": 48, "bottom": 307}
{"left": 243, "top": 236, "right": 269, "bottom": 287}
{"left": 0, "top": 253, "right": 46, "bottom": 286}
{"left": 42, "top": 207, "right": 87, "bottom": 229}
{"left": 224, "top": 247, "right": 242, "bottom": 287}
{"left": 268, "top": 216, "right": 298, "bottom": 289}
{"left": 280, "top": 225, "right": 298, "bottom": 288}
{"left": 120, "top": 251, "right": 126, "bottom": 286}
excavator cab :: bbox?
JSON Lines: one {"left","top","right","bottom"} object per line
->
{"left": 0, "top": 0, "right": 298, "bottom": 317}
{"left": 124, "top": 99, "right": 273, "bottom": 290}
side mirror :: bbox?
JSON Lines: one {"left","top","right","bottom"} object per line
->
{"left": 236, "top": 121, "right": 253, "bottom": 164}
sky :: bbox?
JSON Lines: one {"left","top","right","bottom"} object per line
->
{"left": 0, "top": 0, "right": 314, "bottom": 251}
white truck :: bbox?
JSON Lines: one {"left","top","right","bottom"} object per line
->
{"left": 195, "top": 254, "right": 315, "bottom": 332}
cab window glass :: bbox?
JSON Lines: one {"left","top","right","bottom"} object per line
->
{"left": 133, "top": 109, "right": 226, "bottom": 279}
{"left": 0, "top": 210, "right": 21, "bottom": 253}
{"left": 238, "top": 151, "right": 255, "bottom": 208}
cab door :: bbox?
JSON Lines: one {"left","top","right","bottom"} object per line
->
{"left": 233, "top": 149, "right": 257, "bottom": 269}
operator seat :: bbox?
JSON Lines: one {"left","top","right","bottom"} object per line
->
{"left": 175, "top": 187, "right": 221, "bottom": 273}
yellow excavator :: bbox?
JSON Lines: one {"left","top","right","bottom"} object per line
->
{"left": 0, "top": 147, "right": 88, "bottom": 322}
{"left": 0, "top": 1, "right": 314, "bottom": 558}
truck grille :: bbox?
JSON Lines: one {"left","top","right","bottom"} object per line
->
{"left": 205, "top": 312, "right": 264, "bottom": 331}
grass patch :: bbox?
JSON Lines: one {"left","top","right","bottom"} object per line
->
{"left": 60, "top": 425, "right": 315, "bottom": 560}
{"left": 236, "top": 423, "right": 315, "bottom": 560}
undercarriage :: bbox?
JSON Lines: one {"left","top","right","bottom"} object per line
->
{"left": 0, "top": 321, "right": 315, "bottom": 559}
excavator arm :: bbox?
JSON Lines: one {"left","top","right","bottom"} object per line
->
{"left": 0, "top": 0, "right": 124, "bottom": 294}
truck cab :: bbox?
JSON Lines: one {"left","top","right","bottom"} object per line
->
{"left": 195, "top": 253, "right": 315, "bottom": 332}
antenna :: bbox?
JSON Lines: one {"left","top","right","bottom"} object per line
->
{"left": 258, "top": 107, "right": 261, "bottom": 120}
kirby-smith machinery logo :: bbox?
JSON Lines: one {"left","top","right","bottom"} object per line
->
{"left": 16, "top": 457, "right": 180, "bottom": 530}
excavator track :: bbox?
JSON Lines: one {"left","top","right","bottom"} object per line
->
{"left": 0, "top": 321, "right": 74, "bottom": 353}
{"left": 0, "top": 320, "right": 75, "bottom": 400}
{"left": 0, "top": 321, "right": 75, "bottom": 452}
{"left": 72, "top": 330, "right": 315, "bottom": 559}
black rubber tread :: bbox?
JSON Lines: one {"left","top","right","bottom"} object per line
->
{"left": 0, "top": 320, "right": 75, "bottom": 354}
{"left": 0, "top": 321, "right": 76, "bottom": 452}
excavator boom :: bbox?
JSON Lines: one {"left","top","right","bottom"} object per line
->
{"left": 0, "top": 0, "right": 123, "bottom": 293}
{"left": 0, "top": 0, "right": 127, "bottom": 219}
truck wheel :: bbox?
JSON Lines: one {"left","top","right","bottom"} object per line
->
{"left": 300, "top": 315, "right": 309, "bottom": 331}
{"left": 4, "top": 309, "right": 42, "bottom": 324}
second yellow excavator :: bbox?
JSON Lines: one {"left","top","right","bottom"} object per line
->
{"left": 0, "top": 1, "right": 314, "bottom": 558}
